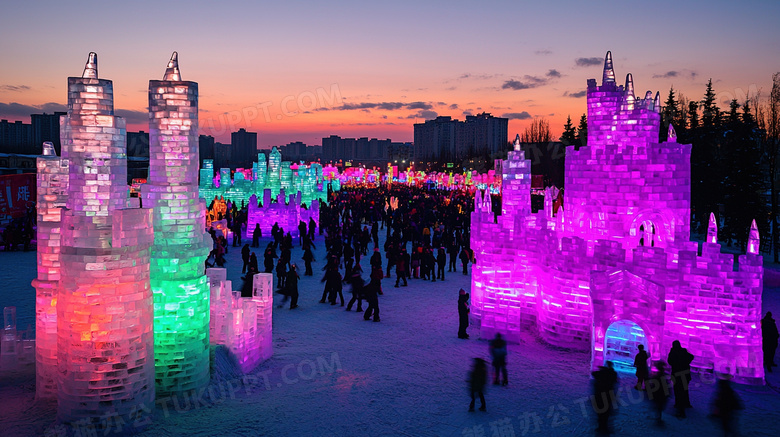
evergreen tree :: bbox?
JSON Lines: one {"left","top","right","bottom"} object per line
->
{"left": 688, "top": 101, "right": 699, "bottom": 130}
{"left": 576, "top": 114, "right": 587, "bottom": 149}
{"left": 701, "top": 79, "right": 719, "bottom": 128}
{"left": 559, "top": 115, "right": 577, "bottom": 146}
{"left": 661, "top": 87, "right": 679, "bottom": 141}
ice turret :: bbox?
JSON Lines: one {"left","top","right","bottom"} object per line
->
{"left": 668, "top": 124, "right": 677, "bottom": 142}
{"left": 81, "top": 52, "right": 97, "bottom": 79}
{"left": 624, "top": 73, "right": 635, "bottom": 110}
{"left": 602, "top": 51, "right": 615, "bottom": 84}
{"left": 163, "top": 51, "right": 181, "bottom": 81}
{"left": 654, "top": 91, "right": 661, "bottom": 114}
{"left": 748, "top": 219, "right": 760, "bottom": 255}
{"left": 644, "top": 91, "right": 653, "bottom": 110}
{"left": 513, "top": 133, "right": 521, "bottom": 151}
{"left": 707, "top": 212, "right": 718, "bottom": 243}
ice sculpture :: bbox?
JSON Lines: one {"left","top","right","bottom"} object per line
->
{"left": 206, "top": 269, "right": 273, "bottom": 372}
{"left": 470, "top": 51, "right": 765, "bottom": 383}
{"left": 32, "top": 141, "right": 69, "bottom": 397}
{"left": 141, "top": 52, "right": 211, "bottom": 395}
{"left": 54, "top": 53, "right": 156, "bottom": 422}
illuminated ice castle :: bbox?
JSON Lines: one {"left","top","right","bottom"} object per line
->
{"left": 470, "top": 52, "right": 765, "bottom": 383}
{"left": 33, "top": 53, "right": 274, "bottom": 425}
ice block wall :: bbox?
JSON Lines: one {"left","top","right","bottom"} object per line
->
{"left": 206, "top": 269, "right": 273, "bottom": 372}
{"left": 56, "top": 53, "right": 155, "bottom": 423}
{"left": 141, "top": 52, "right": 211, "bottom": 395}
{"left": 33, "top": 142, "right": 69, "bottom": 398}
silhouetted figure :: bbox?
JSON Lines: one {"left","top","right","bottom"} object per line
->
{"left": 240, "top": 268, "right": 257, "bottom": 298}
{"left": 645, "top": 361, "right": 671, "bottom": 425}
{"left": 286, "top": 264, "right": 300, "bottom": 309}
{"left": 467, "top": 358, "right": 487, "bottom": 412}
{"left": 591, "top": 361, "right": 618, "bottom": 434}
{"left": 302, "top": 247, "right": 314, "bottom": 276}
{"left": 276, "top": 258, "right": 287, "bottom": 290}
{"left": 436, "top": 247, "right": 446, "bottom": 281}
{"left": 459, "top": 247, "right": 470, "bottom": 275}
{"left": 249, "top": 252, "right": 258, "bottom": 274}
{"left": 346, "top": 269, "right": 365, "bottom": 312}
{"left": 263, "top": 243, "right": 277, "bottom": 273}
{"left": 668, "top": 340, "right": 694, "bottom": 417}
{"left": 363, "top": 274, "right": 380, "bottom": 322}
{"left": 633, "top": 344, "right": 649, "bottom": 390}
{"left": 320, "top": 266, "right": 343, "bottom": 305}
{"left": 489, "top": 333, "right": 508, "bottom": 386}
{"left": 762, "top": 312, "right": 779, "bottom": 372}
{"left": 710, "top": 377, "right": 743, "bottom": 437}
{"left": 395, "top": 248, "right": 408, "bottom": 287}
{"left": 458, "top": 289, "right": 470, "bottom": 339}
{"left": 241, "top": 244, "right": 251, "bottom": 273}
{"left": 252, "top": 223, "right": 261, "bottom": 247}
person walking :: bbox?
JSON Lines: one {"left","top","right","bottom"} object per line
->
{"left": 363, "top": 271, "right": 380, "bottom": 322}
{"left": 592, "top": 361, "right": 618, "bottom": 434}
{"left": 302, "top": 246, "right": 315, "bottom": 276}
{"left": 286, "top": 264, "right": 300, "bottom": 309}
{"left": 668, "top": 340, "right": 694, "bottom": 417}
{"left": 646, "top": 360, "right": 671, "bottom": 424}
{"left": 458, "top": 289, "right": 470, "bottom": 339}
{"left": 489, "top": 333, "right": 508, "bottom": 386}
{"left": 346, "top": 268, "right": 365, "bottom": 312}
{"left": 251, "top": 223, "right": 261, "bottom": 248}
{"left": 249, "top": 252, "right": 258, "bottom": 274}
{"left": 395, "top": 248, "right": 408, "bottom": 287}
{"left": 459, "top": 247, "right": 470, "bottom": 275}
{"left": 762, "top": 311, "right": 779, "bottom": 373}
{"left": 467, "top": 358, "right": 488, "bottom": 412}
{"left": 436, "top": 247, "right": 446, "bottom": 281}
{"left": 241, "top": 244, "right": 251, "bottom": 274}
{"left": 633, "top": 344, "right": 649, "bottom": 390}
{"left": 711, "top": 376, "right": 743, "bottom": 437}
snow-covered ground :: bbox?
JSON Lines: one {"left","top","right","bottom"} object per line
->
{"left": 1, "top": 231, "right": 780, "bottom": 436}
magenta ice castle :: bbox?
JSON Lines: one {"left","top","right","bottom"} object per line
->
{"left": 470, "top": 51, "right": 765, "bottom": 383}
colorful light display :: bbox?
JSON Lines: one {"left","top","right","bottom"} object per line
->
{"left": 54, "top": 53, "right": 156, "bottom": 422}
{"left": 470, "top": 51, "right": 765, "bottom": 383}
{"left": 141, "top": 52, "right": 211, "bottom": 395}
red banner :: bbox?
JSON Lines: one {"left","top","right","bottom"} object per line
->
{"left": 0, "top": 174, "right": 36, "bottom": 219}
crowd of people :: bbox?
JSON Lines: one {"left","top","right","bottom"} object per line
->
{"left": 202, "top": 182, "right": 779, "bottom": 436}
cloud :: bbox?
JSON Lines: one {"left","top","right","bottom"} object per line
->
{"left": 0, "top": 101, "right": 67, "bottom": 118}
{"left": 502, "top": 111, "right": 532, "bottom": 120}
{"left": 445, "top": 86, "right": 457, "bottom": 91}
{"left": 317, "top": 101, "right": 434, "bottom": 112}
{"left": 575, "top": 57, "right": 602, "bottom": 67}
{"left": 501, "top": 75, "right": 547, "bottom": 90}
{"left": 449, "top": 103, "right": 459, "bottom": 110}
{"left": 535, "top": 49, "right": 552, "bottom": 55}
{"left": 546, "top": 69, "right": 562, "bottom": 78}
{"left": 0, "top": 85, "right": 31, "bottom": 92}
{"left": 406, "top": 110, "right": 438, "bottom": 120}
{"left": 564, "top": 90, "right": 587, "bottom": 98}
{"left": 462, "top": 110, "right": 473, "bottom": 117}
{"left": 653, "top": 70, "right": 698, "bottom": 80}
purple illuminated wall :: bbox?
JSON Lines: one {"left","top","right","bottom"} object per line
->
{"left": 470, "top": 51, "right": 764, "bottom": 383}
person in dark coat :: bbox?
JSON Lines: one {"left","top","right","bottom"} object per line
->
{"left": 240, "top": 267, "right": 257, "bottom": 298}
{"left": 370, "top": 248, "right": 382, "bottom": 270}
{"left": 436, "top": 247, "right": 446, "bottom": 281}
{"left": 286, "top": 264, "right": 300, "bottom": 309}
{"left": 263, "top": 243, "right": 277, "bottom": 273}
{"left": 394, "top": 248, "right": 408, "bottom": 287}
{"left": 645, "top": 360, "right": 671, "bottom": 424}
{"left": 467, "top": 358, "right": 487, "bottom": 412}
{"left": 302, "top": 247, "right": 315, "bottom": 276}
{"left": 459, "top": 247, "right": 470, "bottom": 275}
{"left": 633, "top": 344, "right": 649, "bottom": 390}
{"left": 667, "top": 340, "right": 694, "bottom": 417}
{"left": 241, "top": 244, "right": 251, "bottom": 274}
{"left": 363, "top": 271, "right": 380, "bottom": 322}
{"left": 249, "top": 252, "right": 258, "bottom": 274}
{"left": 308, "top": 217, "right": 316, "bottom": 242}
{"left": 489, "top": 333, "right": 508, "bottom": 386}
{"left": 458, "top": 289, "right": 470, "bottom": 339}
{"left": 346, "top": 269, "right": 365, "bottom": 312}
{"left": 251, "top": 223, "right": 261, "bottom": 247}
{"left": 592, "top": 361, "right": 618, "bottom": 434}
{"left": 762, "top": 311, "right": 779, "bottom": 372}
{"left": 276, "top": 258, "right": 287, "bottom": 291}
{"left": 711, "top": 377, "right": 743, "bottom": 436}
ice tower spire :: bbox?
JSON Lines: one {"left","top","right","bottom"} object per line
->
{"left": 624, "top": 73, "right": 635, "bottom": 110}
{"left": 82, "top": 52, "right": 97, "bottom": 79}
{"left": 163, "top": 51, "right": 181, "bottom": 81}
{"left": 748, "top": 219, "right": 760, "bottom": 255}
{"left": 514, "top": 133, "right": 521, "bottom": 151}
{"left": 707, "top": 212, "right": 718, "bottom": 244}
{"left": 654, "top": 91, "right": 661, "bottom": 114}
{"left": 668, "top": 124, "right": 677, "bottom": 142}
{"left": 602, "top": 51, "right": 615, "bottom": 84}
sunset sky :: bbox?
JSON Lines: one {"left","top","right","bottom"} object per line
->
{"left": 1, "top": 0, "right": 779, "bottom": 148}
